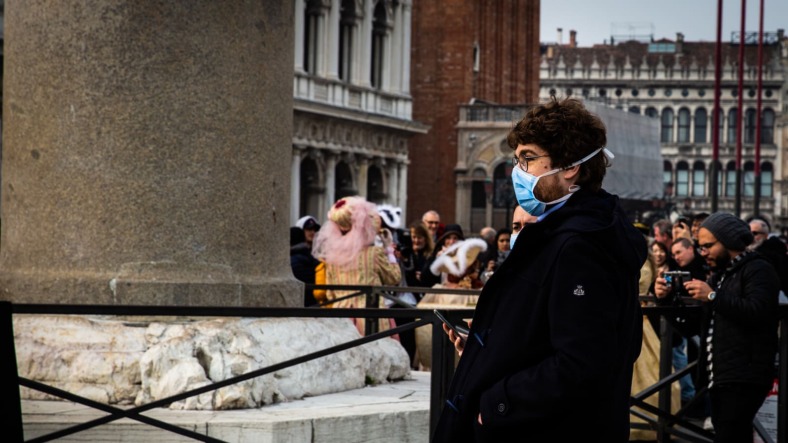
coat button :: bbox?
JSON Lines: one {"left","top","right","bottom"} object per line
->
{"left": 497, "top": 403, "right": 506, "bottom": 413}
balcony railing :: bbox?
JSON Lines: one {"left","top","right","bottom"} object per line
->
{"left": 294, "top": 73, "right": 413, "bottom": 121}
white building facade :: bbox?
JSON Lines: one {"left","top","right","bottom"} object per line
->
{"left": 540, "top": 32, "right": 788, "bottom": 229}
{"left": 291, "top": 0, "right": 425, "bottom": 225}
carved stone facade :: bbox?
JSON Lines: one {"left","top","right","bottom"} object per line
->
{"left": 292, "top": 0, "right": 425, "bottom": 224}
{"left": 540, "top": 31, "right": 788, "bottom": 230}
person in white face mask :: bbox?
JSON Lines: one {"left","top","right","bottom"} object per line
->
{"left": 434, "top": 97, "right": 647, "bottom": 443}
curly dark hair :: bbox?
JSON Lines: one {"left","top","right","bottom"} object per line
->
{"left": 507, "top": 97, "right": 609, "bottom": 192}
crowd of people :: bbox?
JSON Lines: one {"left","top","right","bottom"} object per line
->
{"left": 288, "top": 96, "right": 786, "bottom": 442}
{"left": 641, "top": 212, "right": 787, "bottom": 438}
{"left": 289, "top": 198, "right": 518, "bottom": 365}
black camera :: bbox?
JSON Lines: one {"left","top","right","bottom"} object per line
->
{"left": 397, "top": 229, "right": 413, "bottom": 258}
{"left": 663, "top": 270, "right": 691, "bottom": 299}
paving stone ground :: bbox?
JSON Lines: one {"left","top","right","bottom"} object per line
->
{"left": 21, "top": 371, "right": 431, "bottom": 443}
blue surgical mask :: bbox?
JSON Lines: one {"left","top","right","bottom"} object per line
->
{"left": 509, "top": 231, "right": 519, "bottom": 249}
{"left": 511, "top": 147, "right": 605, "bottom": 216}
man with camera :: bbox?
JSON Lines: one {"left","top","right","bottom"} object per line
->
{"left": 663, "top": 237, "right": 709, "bottom": 412}
{"left": 655, "top": 212, "right": 779, "bottom": 442}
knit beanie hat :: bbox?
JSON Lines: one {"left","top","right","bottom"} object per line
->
{"left": 700, "top": 212, "right": 753, "bottom": 251}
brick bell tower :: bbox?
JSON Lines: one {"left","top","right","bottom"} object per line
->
{"left": 408, "top": 0, "right": 540, "bottom": 226}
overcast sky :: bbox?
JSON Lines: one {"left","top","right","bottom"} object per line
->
{"left": 541, "top": 0, "right": 788, "bottom": 46}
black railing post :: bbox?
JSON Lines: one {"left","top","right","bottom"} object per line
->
{"left": 777, "top": 316, "right": 788, "bottom": 443}
{"left": 365, "top": 287, "right": 379, "bottom": 336}
{"left": 658, "top": 315, "right": 673, "bottom": 442}
{"left": 1, "top": 301, "right": 24, "bottom": 442}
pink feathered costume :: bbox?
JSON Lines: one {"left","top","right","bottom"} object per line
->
{"left": 312, "top": 196, "right": 401, "bottom": 334}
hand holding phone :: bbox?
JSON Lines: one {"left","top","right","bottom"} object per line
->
{"left": 434, "top": 309, "right": 469, "bottom": 344}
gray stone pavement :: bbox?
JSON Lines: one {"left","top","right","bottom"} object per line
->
{"left": 21, "top": 372, "right": 431, "bottom": 443}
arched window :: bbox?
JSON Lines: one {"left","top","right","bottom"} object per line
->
{"left": 367, "top": 165, "right": 385, "bottom": 203}
{"left": 338, "top": 0, "right": 356, "bottom": 82}
{"left": 299, "top": 156, "right": 321, "bottom": 217}
{"left": 744, "top": 108, "right": 756, "bottom": 143}
{"left": 661, "top": 108, "right": 674, "bottom": 143}
{"left": 676, "top": 161, "right": 689, "bottom": 196}
{"left": 677, "top": 108, "right": 690, "bottom": 142}
{"left": 692, "top": 161, "right": 706, "bottom": 196}
{"left": 335, "top": 161, "right": 355, "bottom": 200}
{"left": 725, "top": 161, "right": 736, "bottom": 197}
{"left": 761, "top": 162, "right": 773, "bottom": 197}
{"left": 493, "top": 163, "right": 514, "bottom": 209}
{"left": 371, "top": 2, "right": 387, "bottom": 89}
{"left": 471, "top": 169, "right": 487, "bottom": 209}
{"left": 694, "top": 108, "right": 707, "bottom": 143}
{"left": 628, "top": 106, "right": 640, "bottom": 114}
{"left": 663, "top": 160, "right": 673, "bottom": 188}
{"left": 727, "top": 107, "right": 738, "bottom": 144}
{"left": 761, "top": 109, "right": 775, "bottom": 144}
{"left": 645, "top": 107, "right": 658, "bottom": 118}
{"left": 304, "top": 0, "right": 323, "bottom": 74}
{"left": 743, "top": 161, "right": 755, "bottom": 197}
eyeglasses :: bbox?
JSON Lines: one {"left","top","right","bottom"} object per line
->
{"left": 751, "top": 230, "right": 768, "bottom": 236}
{"left": 425, "top": 221, "right": 440, "bottom": 226}
{"left": 698, "top": 240, "right": 719, "bottom": 253}
{"left": 511, "top": 154, "right": 549, "bottom": 172}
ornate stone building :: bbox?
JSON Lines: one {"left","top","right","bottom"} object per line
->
{"left": 540, "top": 30, "right": 788, "bottom": 230}
{"left": 291, "top": 0, "right": 425, "bottom": 224}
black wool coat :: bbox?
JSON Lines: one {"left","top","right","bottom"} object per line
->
{"left": 432, "top": 189, "right": 647, "bottom": 443}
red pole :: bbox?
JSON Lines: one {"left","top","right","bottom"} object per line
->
{"left": 753, "top": 0, "right": 764, "bottom": 217}
{"left": 711, "top": 0, "right": 723, "bottom": 213}
{"left": 734, "top": 0, "right": 746, "bottom": 217}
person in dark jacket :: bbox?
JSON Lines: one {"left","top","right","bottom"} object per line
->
{"left": 748, "top": 218, "right": 788, "bottom": 296}
{"left": 290, "top": 226, "right": 320, "bottom": 306}
{"left": 433, "top": 97, "right": 646, "bottom": 442}
{"left": 656, "top": 212, "right": 779, "bottom": 442}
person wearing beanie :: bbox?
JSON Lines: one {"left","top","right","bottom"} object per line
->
{"left": 655, "top": 211, "right": 779, "bottom": 440}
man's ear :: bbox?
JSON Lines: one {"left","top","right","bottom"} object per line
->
{"left": 562, "top": 165, "right": 581, "bottom": 180}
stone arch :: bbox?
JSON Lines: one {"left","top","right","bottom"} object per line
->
{"left": 335, "top": 160, "right": 356, "bottom": 199}
{"left": 300, "top": 153, "right": 324, "bottom": 218}
{"left": 367, "top": 163, "right": 386, "bottom": 203}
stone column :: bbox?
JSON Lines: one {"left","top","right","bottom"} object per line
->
{"left": 388, "top": 160, "right": 399, "bottom": 206}
{"left": 0, "top": 0, "right": 301, "bottom": 307}
{"left": 293, "top": 0, "right": 306, "bottom": 74}
{"left": 291, "top": 148, "right": 303, "bottom": 225}
{"left": 398, "top": 160, "right": 409, "bottom": 223}
{"left": 358, "top": 157, "right": 370, "bottom": 199}
{"left": 325, "top": 153, "right": 337, "bottom": 210}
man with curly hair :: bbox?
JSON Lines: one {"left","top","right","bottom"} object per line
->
{"left": 434, "top": 98, "right": 647, "bottom": 442}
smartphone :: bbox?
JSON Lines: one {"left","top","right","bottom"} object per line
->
{"left": 434, "top": 309, "right": 470, "bottom": 342}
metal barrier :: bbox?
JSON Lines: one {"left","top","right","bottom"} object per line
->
{"left": 2, "top": 287, "right": 786, "bottom": 443}
{"left": 634, "top": 301, "right": 788, "bottom": 443}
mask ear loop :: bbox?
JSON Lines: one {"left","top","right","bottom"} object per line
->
{"left": 561, "top": 148, "right": 604, "bottom": 194}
